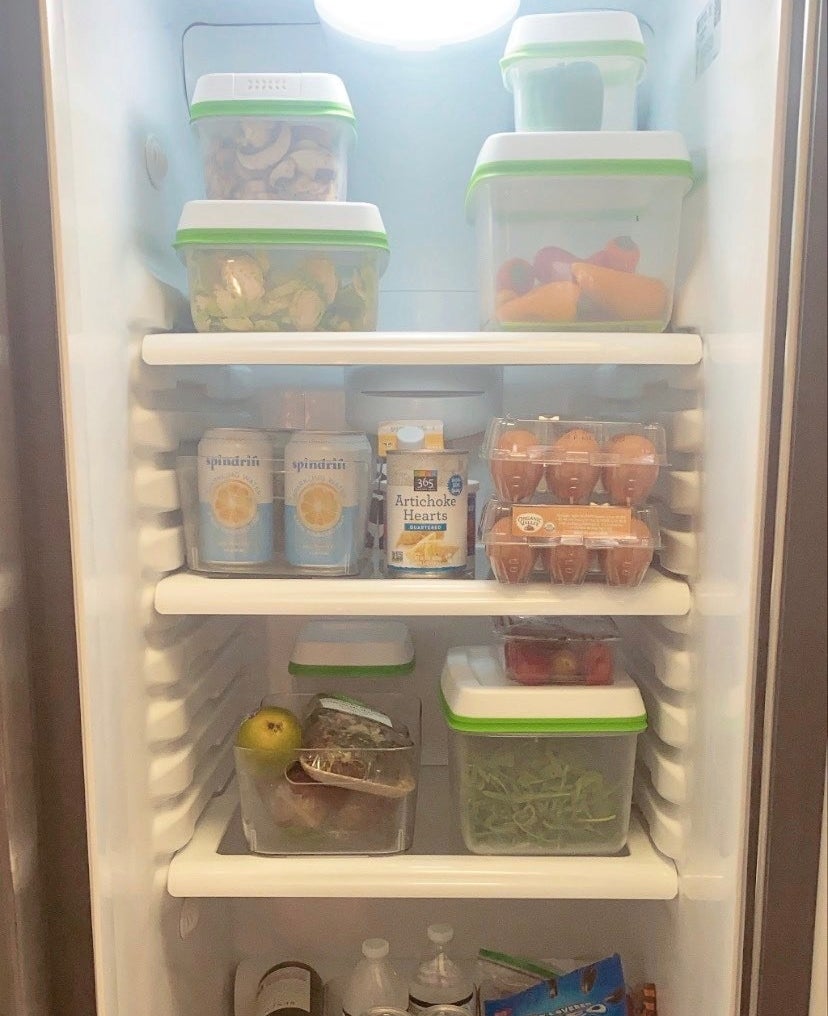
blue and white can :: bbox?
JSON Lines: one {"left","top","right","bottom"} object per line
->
{"left": 284, "top": 431, "right": 372, "bottom": 572}
{"left": 197, "top": 428, "right": 274, "bottom": 565}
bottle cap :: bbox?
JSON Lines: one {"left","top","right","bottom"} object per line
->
{"left": 362, "top": 938, "right": 390, "bottom": 959}
{"left": 427, "top": 924, "right": 454, "bottom": 945}
{"left": 396, "top": 425, "right": 427, "bottom": 451}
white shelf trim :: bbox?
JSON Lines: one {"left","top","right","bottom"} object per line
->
{"left": 167, "top": 780, "right": 678, "bottom": 900}
{"left": 142, "top": 330, "right": 703, "bottom": 367}
{"left": 155, "top": 569, "right": 691, "bottom": 617}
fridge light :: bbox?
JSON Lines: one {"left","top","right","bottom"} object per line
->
{"left": 313, "top": 0, "right": 519, "bottom": 50}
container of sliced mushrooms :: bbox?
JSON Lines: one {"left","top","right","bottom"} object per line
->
{"left": 190, "top": 72, "right": 356, "bottom": 201}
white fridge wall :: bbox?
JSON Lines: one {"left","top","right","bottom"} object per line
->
{"left": 38, "top": 0, "right": 793, "bottom": 1014}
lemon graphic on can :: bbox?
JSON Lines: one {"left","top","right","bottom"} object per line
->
{"left": 297, "top": 482, "right": 343, "bottom": 532}
{"left": 211, "top": 478, "right": 257, "bottom": 528}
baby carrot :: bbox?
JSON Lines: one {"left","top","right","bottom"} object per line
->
{"left": 571, "top": 262, "right": 668, "bottom": 321}
{"left": 496, "top": 280, "right": 580, "bottom": 324}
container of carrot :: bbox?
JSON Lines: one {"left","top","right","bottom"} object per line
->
{"left": 466, "top": 131, "right": 693, "bottom": 332}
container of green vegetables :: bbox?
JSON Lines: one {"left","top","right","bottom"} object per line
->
{"left": 440, "top": 646, "right": 646, "bottom": 856}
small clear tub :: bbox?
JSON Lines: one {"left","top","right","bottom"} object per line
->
{"left": 235, "top": 693, "right": 421, "bottom": 855}
{"left": 501, "top": 12, "right": 646, "bottom": 132}
{"left": 441, "top": 646, "right": 646, "bottom": 855}
{"left": 175, "top": 200, "right": 389, "bottom": 332}
{"left": 481, "top": 499, "right": 661, "bottom": 588}
{"left": 190, "top": 72, "right": 355, "bottom": 201}
{"left": 494, "top": 616, "right": 620, "bottom": 686}
{"left": 466, "top": 131, "right": 693, "bottom": 332}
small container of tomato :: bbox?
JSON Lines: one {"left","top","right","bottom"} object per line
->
{"left": 466, "top": 131, "right": 693, "bottom": 332}
{"left": 494, "top": 616, "right": 620, "bottom": 686}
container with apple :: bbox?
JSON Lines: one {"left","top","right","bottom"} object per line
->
{"left": 234, "top": 693, "right": 421, "bottom": 855}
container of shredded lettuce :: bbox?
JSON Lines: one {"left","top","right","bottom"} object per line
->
{"left": 440, "top": 647, "right": 645, "bottom": 855}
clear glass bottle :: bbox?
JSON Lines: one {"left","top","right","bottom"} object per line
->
{"left": 342, "top": 939, "right": 408, "bottom": 1016}
{"left": 408, "top": 925, "right": 474, "bottom": 1015}
{"left": 254, "top": 961, "right": 324, "bottom": 1016}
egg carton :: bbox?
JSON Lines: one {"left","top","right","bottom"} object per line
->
{"left": 481, "top": 499, "right": 660, "bottom": 587}
{"left": 483, "top": 417, "right": 666, "bottom": 506}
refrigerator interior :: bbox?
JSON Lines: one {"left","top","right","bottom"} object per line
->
{"left": 38, "top": 0, "right": 795, "bottom": 1014}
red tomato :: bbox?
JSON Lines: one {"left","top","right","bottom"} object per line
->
{"left": 583, "top": 643, "right": 614, "bottom": 685}
{"left": 504, "top": 640, "right": 554, "bottom": 685}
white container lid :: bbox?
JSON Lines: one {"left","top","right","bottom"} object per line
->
{"left": 190, "top": 72, "right": 355, "bottom": 126}
{"left": 467, "top": 130, "right": 693, "bottom": 212}
{"left": 289, "top": 619, "right": 415, "bottom": 676}
{"left": 440, "top": 646, "right": 646, "bottom": 733}
{"left": 502, "top": 11, "right": 646, "bottom": 80}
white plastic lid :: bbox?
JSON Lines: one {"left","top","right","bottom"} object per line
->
{"left": 440, "top": 646, "right": 646, "bottom": 733}
{"left": 175, "top": 200, "right": 388, "bottom": 253}
{"left": 467, "top": 131, "right": 693, "bottom": 211}
{"left": 362, "top": 938, "right": 390, "bottom": 960}
{"left": 396, "top": 425, "right": 427, "bottom": 451}
{"left": 427, "top": 924, "right": 454, "bottom": 945}
{"left": 289, "top": 619, "right": 415, "bottom": 676}
{"left": 190, "top": 72, "right": 355, "bottom": 124}
{"left": 502, "top": 11, "right": 645, "bottom": 69}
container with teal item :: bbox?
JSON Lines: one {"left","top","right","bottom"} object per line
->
{"left": 466, "top": 130, "right": 693, "bottom": 333}
{"left": 190, "top": 72, "right": 356, "bottom": 201}
{"left": 440, "top": 645, "right": 646, "bottom": 856}
{"left": 174, "top": 200, "right": 389, "bottom": 332}
{"left": 501, "top": 12, "right": 646, "bottom": 132}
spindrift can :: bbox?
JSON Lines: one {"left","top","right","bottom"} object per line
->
{"left": 385, "top": 449, "right": 468, "bottom": 577}
{"left": 197, "top": 428, "right": 273, "bottom": 565}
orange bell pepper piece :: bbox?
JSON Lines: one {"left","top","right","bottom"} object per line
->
{"left": 571, "top": 262, "right": 669, "bottom": 321}
{"left": 496, "top": 280, "right": 580, "bottom": 324}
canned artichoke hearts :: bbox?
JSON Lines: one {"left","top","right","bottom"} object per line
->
{"left": 385, "top": 450, "right": 468, "bottom": 576}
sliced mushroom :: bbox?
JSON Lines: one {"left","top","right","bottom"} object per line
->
{"left": 290, "top": 147, "right": 336, "bottom": 178}
{"left": 303, "top": 258, "right": 338, "bottom": 303}
{"left": 238, "top": 121, "right": 277, "bottom": 152}
{"left": 289, "top": 287, "right": 325, "bottom": 330}
{"left": 267, "top": 157, "right": 297, "bottom": 188}
{"left": 236, "top": 127, "right": 292, "bottom": 172}
{"left": 234, "top": 178, "right": 270, "bottom": 200}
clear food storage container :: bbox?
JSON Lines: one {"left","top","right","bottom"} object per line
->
{"left": 175, "top": 200, "right": 389, "bottom": 332}
{"left": 440, "top": 646, "right": 646, "bottom": 855}
{"left": 234, "top": 693, "right": 421, "bottom": 855}
{"left": 466, "top": 131, "right": 693, "bottom": 332}
{"left": 177, "top": 428, "right": 373, "bottom": 576}
{"left": 483, "top": 417, "right": 667, "bottom": 505}
{"left": 190, "top": 72, "right": 355, "bottom": 201}
{"left": 501, "top": 12, "right": 646, "bottom": 132}
{"left": 481, "top": 500, "right": 661, "bottom": 587}
{"left": 494, "top": 616, "right": 620, "bottom": 686}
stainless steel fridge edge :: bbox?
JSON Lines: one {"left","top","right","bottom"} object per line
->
{"left": 747, "top": 0, "right": 828, "bottom": 1012}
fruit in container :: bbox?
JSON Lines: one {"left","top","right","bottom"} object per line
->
{"left": 533, "top": 245, "right": 578, "bottom": 283}
{"left": 570, "top": 261, "right": 669, "bottom": 322}
{"left": 601, "top": 433, "right": 660, "bottom": 505}
{"left": 582, "top": 643, "right": 614, "bottom": 685}
{"left": 496, "top": 257, "right": 536, "bottom": 295}
{"left": 600, "top": 518, "right": 655, "bottom": 586}
{"left": 587, "top": 236, "right": 640, "bottom": 273}
{"left": 542, "top": 542, "right": 591, "bottom": 585}
{"left": 544, "top": 428, "right": 602, "bottom": 503}
{"left": 490, "top": 429, "right": 544, "bottom": 502}
{"left": 236, "top": 705, "right": 303, "bottom": 775}
{"left": 495, "top": 280, "right": 580, "bottom": 324}
{"left": 486, "top": 518, "right": 538, "bottom": 584}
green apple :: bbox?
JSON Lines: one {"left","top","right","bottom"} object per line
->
{"left": 235, "top": 706, "right": 302, "bottom": 777}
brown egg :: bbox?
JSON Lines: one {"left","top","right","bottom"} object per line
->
{"left": 542, "top": 542, "right": 591, "bottom": 584}
{"left": 545, "top": 428, "right": 601, "bottom": 503}
{"left": 601, "top": 433, "right": 660, "bottom": 505}
{"left": 601, "top": 518, "right": 654, "bottom": 586}
{"left": 490, "top": 429, "right": 543, "bottom": 502}
{"left": 486, "top": 518, "right": 537, "bottom": 584}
